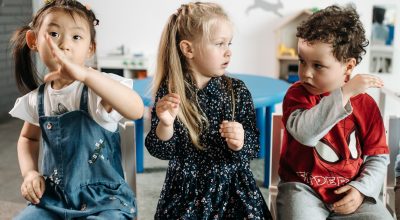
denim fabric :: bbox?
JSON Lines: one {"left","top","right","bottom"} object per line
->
{"left": 15, "top": 84, "right": 136, "bottom": 220}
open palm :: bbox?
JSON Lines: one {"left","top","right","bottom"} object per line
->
{"left": 43, "top": 34, "right": 87, "bottom": 83}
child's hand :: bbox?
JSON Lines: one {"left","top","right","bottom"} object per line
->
{"left": 332, "top": 185, "right": 364, "bottom": 215}
{"left": 219, "top": 120, "right": 244, "bottom": 151}
{"left": 43, "top": 34, "right": 88, "bottom": 83}
{"left": 342, "top": 74, "right": 383, "bottom": 99}
{"left": 156, "top": 93, "right": 180, "bottom": 127}
{"left": 21, "top": 170, "right": 45, "bottom": 204}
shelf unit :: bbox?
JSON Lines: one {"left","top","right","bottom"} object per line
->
{"left": 369, "top": 44, "right": 394, "bottom": 73}
{"left": 97, "top": 55, "right": 148, "bottom": 79}
{"left": 275, "top": 9, "right": 312, "bottom": 82}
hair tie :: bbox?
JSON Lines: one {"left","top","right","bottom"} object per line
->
{"left": 84, "top": 4, "right": 91, "bottom": 11}
{"left": 93, "top": 19, "right": 99, "bottom": 26}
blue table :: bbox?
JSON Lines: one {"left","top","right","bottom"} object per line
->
{"left": 133, "top": 74, "right": 290, "bottom": 187}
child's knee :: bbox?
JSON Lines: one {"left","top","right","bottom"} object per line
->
{"left": 14, "top": 205, "right": 59, "bottom": 220}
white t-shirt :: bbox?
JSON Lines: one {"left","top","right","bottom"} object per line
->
{"left": 9, "top": 73, "right": 133, "bottom": 132}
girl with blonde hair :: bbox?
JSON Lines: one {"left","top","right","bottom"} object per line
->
{"left": 145, "top": 2, "right": 272, "bottom": 219}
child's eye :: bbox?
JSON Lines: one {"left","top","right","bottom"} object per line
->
{"left": 216, "top": 42, "right": 224, "bottom": 47}
{"left": 314, "top": 64, "right": 323, "bottom": 69}
{"left": 73, "top": 35, "right": 82, "bottom": 40}
{"left": 298, "top": 59, "right": 305, "bottom": 64}
{"left": 49, "top": 32, "right": 59, "bottom": 38}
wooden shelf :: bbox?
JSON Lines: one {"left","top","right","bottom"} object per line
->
{"left": 278, "top": 55, "right": 298, "bottom": 61}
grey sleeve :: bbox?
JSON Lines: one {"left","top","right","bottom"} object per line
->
{"left": 348, "top": 154, "right": 390, "bottom": 202}
{"left": 286, "top": 88, "right": 352, "bottom": 146}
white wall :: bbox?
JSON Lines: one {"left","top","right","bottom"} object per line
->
{"left": 77, "top": 0, "right": 399, "bottom": 76}
{"left": 32, "top": 0, "right": 400, "bottom": 115}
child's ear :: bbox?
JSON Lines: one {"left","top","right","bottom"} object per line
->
{"left": 25, "top": 30, "right": 37, "bottom": 51}
{"left": 179, "top": 40, "right": 194, "bottom": 59}
{"left": 344, "top": 58, "right": 356, "bottom": 76}
{"left": 87, "top": 42, "right": 96, "bottom": 58}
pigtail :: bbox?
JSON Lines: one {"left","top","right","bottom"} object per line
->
{"left": 10, "top": 25, "right": 40, "bottom": 94}
{"left": 154, "top": 10, "right": 207, "bottom": 150}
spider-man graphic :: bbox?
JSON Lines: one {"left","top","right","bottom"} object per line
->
{"left": 297, "top": 116, "right": 364, "bottom": 203}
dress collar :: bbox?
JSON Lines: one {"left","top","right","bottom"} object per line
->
{"left": 198, "top": 77, "right": 223, "bottom": 97}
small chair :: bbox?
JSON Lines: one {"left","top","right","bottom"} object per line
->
{"left": 119, "top": 119, "right": 137, "bottom": 195}
{"left": 378, "top": 88, "right": 400, "bottom": 218}
{"left": 381, "top": 116, "right": 400, "bottom": 218}
{"left": 268, "top": 113, "right": 284, "bottom": 219}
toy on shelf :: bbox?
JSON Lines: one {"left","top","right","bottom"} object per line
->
{"left": 278, "top": 43, "right": 296, "bottom": 57}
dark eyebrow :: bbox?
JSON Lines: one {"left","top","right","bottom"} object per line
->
{"left": 48, "top": 22, "right": 61, "bottom": 28}
{"left": 47, "top": 22, "right": 86, "bottom": 31}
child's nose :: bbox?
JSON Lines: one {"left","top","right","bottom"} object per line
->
{"left": 58, "top": 37, "right": 71, "bottom": 51}
{"left": 225, "top": 48, "right": 232, "bottom": 57}
{"left": 301, "top": 67, "right": 313, "bottom": 78}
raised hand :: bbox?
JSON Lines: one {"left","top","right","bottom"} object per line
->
{"left": 342, "top": 74, "right": 384, "bottom": 100}
{"left": 43, "top": 34, "right": 88, "bottom": 83}
{"left": 219, "top": 120, "right": 244, "bottom": 151}
{"left": 156, "top": 93, "right": 181, "bottom": 127}
{"left": 21, "top": 170, "right": 45, "bottom": 204}
{"left": 332, "top": 185, "right": 365, "bottom": 215}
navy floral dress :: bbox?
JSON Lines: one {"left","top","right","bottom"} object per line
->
{"left": 145, "top": 76, "right": 272, "bottom": 219}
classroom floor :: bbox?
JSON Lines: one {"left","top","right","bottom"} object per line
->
{"left": 0, "top": 117, "right": 269, "bottom": 219}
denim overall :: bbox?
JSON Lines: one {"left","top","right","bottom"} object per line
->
{"left": 15, "top": 84, "right": 136, "bottom": 220}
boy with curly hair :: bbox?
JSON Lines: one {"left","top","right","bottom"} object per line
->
{"left": 277, "top": 5, "right": 392, "bottom": 220}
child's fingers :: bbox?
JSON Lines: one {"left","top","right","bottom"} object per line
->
{"left": 161, "top": 95, "right": 180, "bottom": 105}
{"left": 39, "top": 177, "right": 45, "bottom": 198}
{"left": 24, "top": 192, "right": 34, "bottom": 203}
{"left": 44, "top": 70, "right": 61, "bottom": 82}
{"left": 226, "top": 139, "right": 243, "bottom": 151}
{"left": 219, "top": 126, "right": 238, "bottom": 133}
{"left": 166, "top": 93, "right": 181, "bottom": 101}
{"left": 221, "top": 132, "right": 239, "bottom": 139}
{"left": 333, "top": 195, "right": 352, "bottom": 208}
{"left": 372, "top": 78, "right": 384, "bottom": 88}
{"left": 32, "top": 178, "right": 44, "bottom": 199}
{"left": 23, "top": 183, "right": 39, "bottom": 204}
{"left": 334, "top": 185, "right": 351, "bottom": 194}
{"left": 220, "top": 121, "right": 242, "bottom": 129}
{"left": 157, "top": 101, "right": 178, "bottom": 111}
{"left": 45, "top": 34, "right": 62, "bottom": 61}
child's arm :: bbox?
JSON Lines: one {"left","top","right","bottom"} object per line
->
{"left": 221, "top": 80, "right": 259, "bottom": 160}
{"left": 145, "top": 88, "right": 180, "bottom": 160}
{"left": 155, "top": 93, "right": 180, "bottom": 141}
{"left": 333, "top": 154, "right": 389, "bottom": 214}
{"left": 286, "top": 74, "right": 383, "bottom": 147}
{"left": 17, "top": 122, "right": 45, "bottom": 204}
{"left": 286, "top": 88, "right": 351, "bottom": 146}
{"left": 44, "top": 34, "right": 144, "bottom": 120}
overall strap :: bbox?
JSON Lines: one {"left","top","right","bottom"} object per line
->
{"left": 37, "top": 84, "right": 46, "bottom": 117}
{"left": 79, "top": 85, "right": 89, "bottom": 113}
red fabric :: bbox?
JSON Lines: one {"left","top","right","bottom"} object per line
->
{"left": 279, "top": 82, "right": 389, "bottom": 204}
